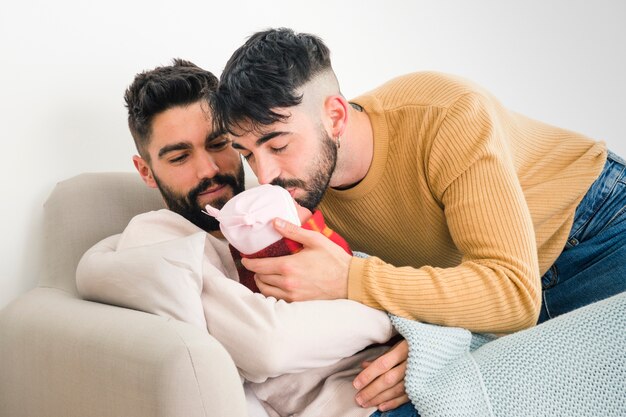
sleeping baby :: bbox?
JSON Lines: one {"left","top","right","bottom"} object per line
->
{"left": 204, "top": 184, "right": 352, "bottom": 292}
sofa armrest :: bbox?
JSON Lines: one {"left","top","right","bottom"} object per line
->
{"left": 0, "top": 288, "right": 247, "bottom": 417}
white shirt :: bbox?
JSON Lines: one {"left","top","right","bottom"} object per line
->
{"left": 76, "top": 209, "right": 394, "bottom": 416}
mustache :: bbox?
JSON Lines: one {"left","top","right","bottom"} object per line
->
{"left": 188, "top": 173, "right": 240, "bottom": 203}
{"left": 270, "top": 177, "right": 308, "bottom": 190}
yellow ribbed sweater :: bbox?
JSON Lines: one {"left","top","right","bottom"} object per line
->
{"left": 319, "top": 72, "right": 606, "bottom": 333}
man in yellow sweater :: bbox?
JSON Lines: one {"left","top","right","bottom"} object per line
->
{"left": 215, "top": 28, "right": 626, "bottom": 413}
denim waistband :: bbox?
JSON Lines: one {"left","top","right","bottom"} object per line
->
{"left": 607, "top": 149, "right": 626, "bottom": 166}
{"left": 568, "top": 149, "right": 626, "bottom": 245}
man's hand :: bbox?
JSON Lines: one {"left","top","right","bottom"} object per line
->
{"left": 353, "top": 340, "right": 410, "bottom": 411}
{"left": 242, "top": 218, "right": 352, "bottom": 301}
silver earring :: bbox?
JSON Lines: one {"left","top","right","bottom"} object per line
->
{"left": 336, "top": 135, "right": 341, "bottom": 149}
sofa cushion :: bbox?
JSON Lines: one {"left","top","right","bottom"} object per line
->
{"left": 40, "top": 172, "right": 164, "bottom": 293}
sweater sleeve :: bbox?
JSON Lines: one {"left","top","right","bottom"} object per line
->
{"left": 76, "top": 233, "right": 209, "bottom": 330}
{"left": 350, "top": 92, "right": 542, "bottom": 333}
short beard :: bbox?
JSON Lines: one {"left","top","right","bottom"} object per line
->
{"left": 153, "top": 166, "right": 245, "bottom": 232}
{"left": 271, "top": 128, "right": 337, "bottom": 211}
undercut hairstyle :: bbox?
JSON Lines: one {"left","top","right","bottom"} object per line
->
{"left": 124, "top": 59, "right": 218, "bottom": 161}
{"left": 214, "top": 27, "right": 333, "bottom": 134}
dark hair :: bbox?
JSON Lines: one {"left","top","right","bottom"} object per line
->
{"left": 124, "top": 59, "right": 218, "bottom": 160}
{"left": 214, "top": 28, "right": 332, "bottom": 134}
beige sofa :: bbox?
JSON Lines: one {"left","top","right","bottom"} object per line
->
{"left": 0, "top": 172, "right": 248, "bottom": 417}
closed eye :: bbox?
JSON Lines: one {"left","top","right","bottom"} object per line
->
{"left": 169, "top": 153, "right": 189, "bottom": 164}
{"left": 207, "top": 139, "right": 231, "bottom": 151}
{"left": 271, "top": 145, "right": 288, "bottom": 154}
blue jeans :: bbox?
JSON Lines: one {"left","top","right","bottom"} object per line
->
{"left": 369, "top": 402, "right": 419, "bottom": 417}
{"left": 538, "top": 150, "right": 626, "bottom": 323}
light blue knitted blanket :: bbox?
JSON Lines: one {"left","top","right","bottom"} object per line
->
{"left": 390, "top": 292, "right": 626, "bottom": 417}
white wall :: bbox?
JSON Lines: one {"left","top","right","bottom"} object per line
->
{"left": 1, "top": 0, "right": 624, "bottom": 309}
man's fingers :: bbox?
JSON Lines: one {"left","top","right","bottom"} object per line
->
{"left": 242, "top": 219, "right": 352, "bottom": 301}
{"left": 353, "top": 340, "right": 408, "bottom": 389}
{"left": 255, "top": 275, "right": 289, "bottom": 300}
{"left": 363, "top": 381, "right": 408, "bottom": 410}
{"left": 253, "top": 272, "right": 286, "bottom": 288}
{"left": 273, "top": 218, "right": 325, "bottom": 247}
{"left": 390, "top": 339, "right": 409, "bottom": 359}
{"left": 353, "top": 341, "right": 410, "bottom": 410}
{"left": 377, "top": 394, "right": 411, "bottom": 413}
{"left": 242, "top": 256, "right": 287, "bottom": 276}
{"left": 354, "top": 358, "right": 387, "bottom": 390}
{"left": 355, "top": 362, "right": 406, "bottom": 406}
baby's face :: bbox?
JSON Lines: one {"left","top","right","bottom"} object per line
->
{"left": 294, "top": 199, "right": 313, "bottom": 224}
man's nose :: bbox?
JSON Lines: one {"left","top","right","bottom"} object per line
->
{"left": 254, "top": 156, "right": 279, "bottom": 185}
{"left": 196, "top": 153, "right": 220, "bottom": 179}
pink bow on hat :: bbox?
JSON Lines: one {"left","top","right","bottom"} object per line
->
{"left": 204, "top": 184, "right": 301, "bottom": 255}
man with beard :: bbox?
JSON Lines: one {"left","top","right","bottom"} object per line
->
{"left": 214, "top": 28, "right": 626, "bottom": 413}
{"left": 76, "top": 59, "right": 397, "bottom": 417}
{"left": 128, "top": 69, "right": 245, "bottom": 231}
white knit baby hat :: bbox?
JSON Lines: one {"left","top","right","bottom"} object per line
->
{"left": 204, "top": 184, "right": 301, "bottom": 254}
